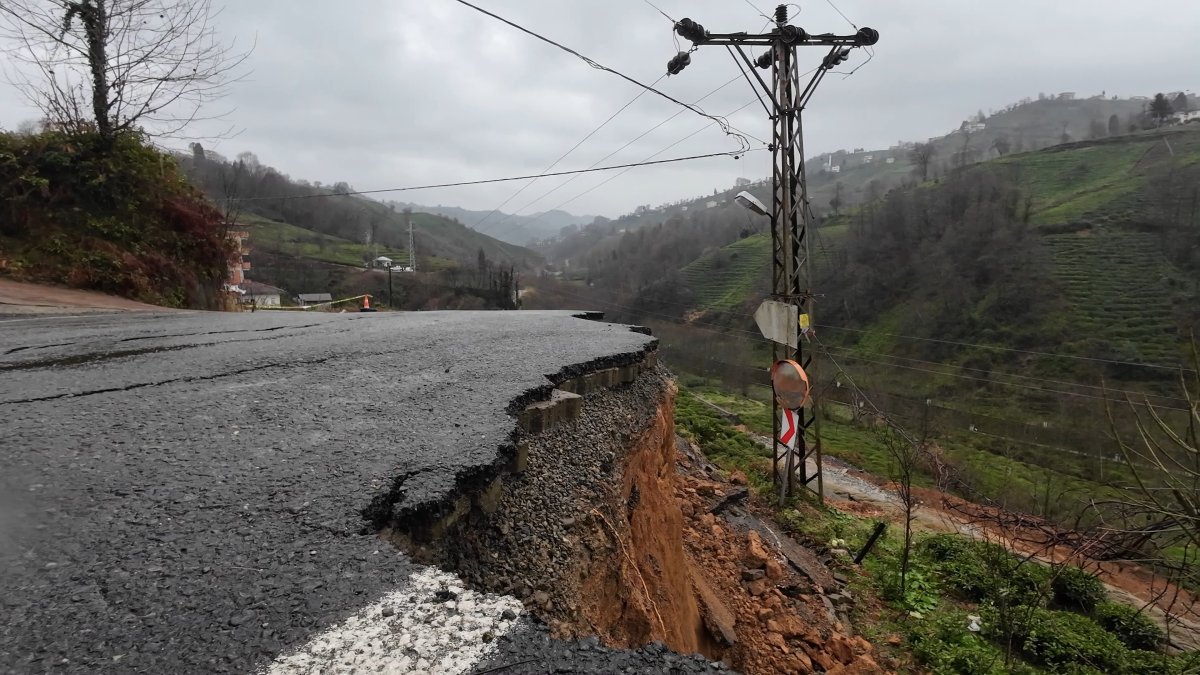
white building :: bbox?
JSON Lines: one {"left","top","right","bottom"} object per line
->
{"left": 241, "top": 280, "right": 285, "bottom": 307}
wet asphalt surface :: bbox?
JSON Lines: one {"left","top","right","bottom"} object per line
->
{"left": 0, "top": 310, "right": 664, "bottom": 674}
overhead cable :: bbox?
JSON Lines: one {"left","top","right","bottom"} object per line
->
{"left": 451, "top": 0, "right": 747, "bottom": 151}
{"left": 229, "top": 152, "right": 739, "bottom": 202}
{"left": 471, "top": 75, "right": 665, "bottom": 230}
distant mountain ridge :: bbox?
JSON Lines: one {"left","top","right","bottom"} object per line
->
{"left": 391, "top": 202, "right": 593, "bottom": 245}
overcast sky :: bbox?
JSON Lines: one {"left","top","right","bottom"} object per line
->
{"left": 1, "top": 0, "right": 1197, "bottom": 219}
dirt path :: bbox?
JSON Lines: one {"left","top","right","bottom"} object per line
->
{"left": 0, "top": 278, "right": 174, "bottom": 315}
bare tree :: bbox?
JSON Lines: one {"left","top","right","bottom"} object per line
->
{"left": 828, "top": 181, "right": 844, "bottom": 215}
{"left": 879, "top": 399, "right": 933, "bottom": 597}
{"left": 1107, "top": 347, "right": 1200, "bottom": 585}
{"left": 955, "top": 128, "right": 974, "bottom": 169}
{"left": 0, "top": 0, "right": 250, "bottom": 142}
{"left": 908, "top": 142, "right": 936, "bottom": 181}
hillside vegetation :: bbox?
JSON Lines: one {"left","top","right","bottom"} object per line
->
{"left": 526, "top": 124, "right": 1200, "bottom": 522}
{"left": 180, "top": 150, "right": 543, "bottom": 271}
{"left": 0, "top": 130, "right": 232, "bottom": 308}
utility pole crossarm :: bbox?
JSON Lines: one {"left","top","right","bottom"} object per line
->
{"left": 696, "top": 30, "right": 877, "bottom": 47}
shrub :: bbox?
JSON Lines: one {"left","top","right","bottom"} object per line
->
{"left": 1014, "top": 608, "right": 1127, "bottom": 673}
{"left": 0, "top": 129, "right": 232, "bottom": 308}
{"left": 1122, "top": 650, "right": 1190, "bottom": 675}
{"left": 922, "top": 533, "right": 977, "bottom": 562}
{"left": 1093, "top": 602, "right": 1165, "bottom": 651}
{"left": 1051, "top": 566, "right": 1106, "bottom": 612}
{"left": 929, "top": 537, "right": 1051, "bottom": 608}
{"left": 907, "top": 612, "right": 1012, "bottom": 675}
{"left": 879, "top": 563, "right": 940, "bottom": 614}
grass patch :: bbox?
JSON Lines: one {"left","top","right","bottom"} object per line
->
{"left": 995, "top": 140, "right": 1156, "bottom": 226}
{"left": 243, "top": 214, "right": 410, "bottom": 268}
{"left": 675, "top": 387, "right": 773, "bottom": 492}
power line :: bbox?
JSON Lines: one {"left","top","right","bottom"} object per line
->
{"left": 826, "top": 348, "right": 1192, "bottom": 413}
{"left": 817, "top": 324, "right": 1194, "bottom": 374}
{"left": 230, "top": 152, "right": 739, "bottom": 202}
{"left": 542, "top": 283, "right": 1192, "bottom": 410}
{"left": 451, "top": 0, "right": 747, "bottom": 150}
{"left": 642, "top": 0, "right": 675, "bottom": 22}
{"left": 524, "top": 99, "right": 764, "bottom": 224}
{"left": 824, "top": 345, "right": 1191, "bottom": 405}
{"left": 823, "top": 0, "right": 858, "bottom": 30}
{"left": 541, "top": 285, "right": 1165, "bottom": 466}
{"left": 814, "top": 335, "right": 923, "bottom": 447}
{"left": 539, "top": 259, "right": 1192, "bottom": 378}
{"left": 471, "top": 75, "right": 664, "bottom": 231}
{"left": 484, "top": 73, "right": 750, "bottom": 242}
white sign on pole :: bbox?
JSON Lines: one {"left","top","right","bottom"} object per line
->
{"left": 754, "top": 300, "right": 798, "bottom": 348}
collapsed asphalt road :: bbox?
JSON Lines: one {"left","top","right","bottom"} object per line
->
{"left": 0, "top": 310, "right": 705, "bottom": 673}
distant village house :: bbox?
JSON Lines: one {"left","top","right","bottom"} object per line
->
{"left": 240, "top": 281, "right": 286, "bottom": 308}
{"left": 297, "top": 293, "right": 333, "bottom": 307}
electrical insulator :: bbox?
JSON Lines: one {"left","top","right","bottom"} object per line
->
{"left": 822, "top": 48, "right": 851, "bottom": 69}
{"left": 779, "top": 24, "right": 806, "bottom": 43}
{"left": 855, "top": 27, "right": 880, "bottom": 46}
{"left": 666, "top": 51, "right": 691, "bottom": 75}
{"left": 673, "top": 17, "right": 708, "bottom": 43}
{"left": 755, "top": 51, "right": 773, "bottom": 69}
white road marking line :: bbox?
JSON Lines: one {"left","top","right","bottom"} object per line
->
{"left": 266, "top": 567, "right": 523, "bottom": 675}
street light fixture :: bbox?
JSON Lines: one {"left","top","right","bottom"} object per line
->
{"left": 735, "top": 190, "right": 768, "bottom": 216}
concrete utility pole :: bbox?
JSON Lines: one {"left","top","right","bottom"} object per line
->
{"left": 404, "top": 208, "right": 417, "bottom": 272}
{"left": 670, "top": 5, "right": 878, "bottom": 503}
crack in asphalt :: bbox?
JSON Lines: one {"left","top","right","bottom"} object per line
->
{"left": 1, "top": 355, "right": 338, "bottom": 404}
{"left": 2, "top": 341, "right": 76, "bottom": 355}
{"left": 1, "top": 326, "right": 356, "bottom": 372}
{"left": 0, "top": 344, "right": 193, "bottom": 371}
{"left": 115, "top": 322, "right": 326, "bottom": 343}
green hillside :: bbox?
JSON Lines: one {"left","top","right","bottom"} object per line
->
{"left": 680, "top": 224, "right": 849, "bottom": 312}
{"left": 1044, "top": 230, "right": 1181, "bottom": 365}
{"left": 182, "top": 153, "right": 544, "bottom": 271}
{"left": 241, "top": 214, "right": 429, "bottom": 269}
{"left": 679, "top": 128, "right": 1198, "bottom": 330}
{"left": 680, "top": 235, "right": 771, "bottom": 310}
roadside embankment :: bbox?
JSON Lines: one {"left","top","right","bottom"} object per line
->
{"left": 382, "top": 357, "right": 885, "bottom": 674}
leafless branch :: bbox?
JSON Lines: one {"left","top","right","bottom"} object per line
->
{"left": 0, "top": 0, "right": 251, "bottom": 141}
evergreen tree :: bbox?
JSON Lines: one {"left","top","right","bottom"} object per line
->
{"left": 1150, "top": 93, "right": 1174, "bottom": 124}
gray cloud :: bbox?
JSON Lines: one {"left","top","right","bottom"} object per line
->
{"left": 1, "top": 0, "right": 1196, "bottom": 219}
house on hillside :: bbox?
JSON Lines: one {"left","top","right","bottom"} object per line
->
{"left": 373, "top": 256, "right": 394, "bottom": 269}
{"left": 297, "top": 293, "right": 333, "bottom": 307}
{"left": 241, "top": 280, "right": 285, "bottom": 308}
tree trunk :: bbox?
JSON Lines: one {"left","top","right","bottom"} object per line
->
{"left": 80, "top": 0, "right": 112, "bottom": 141}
